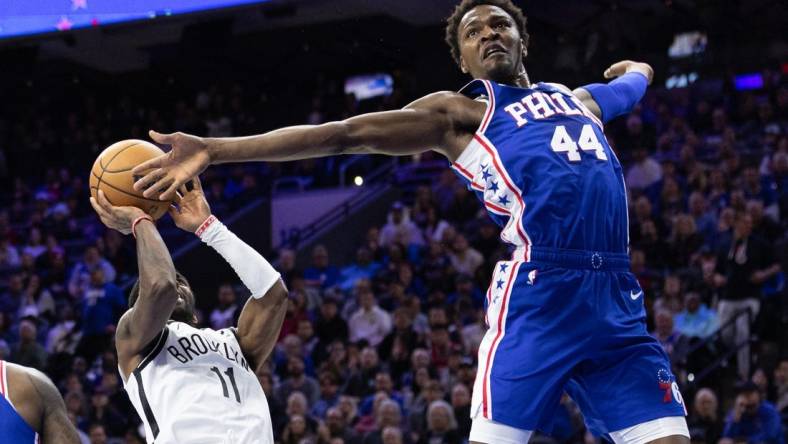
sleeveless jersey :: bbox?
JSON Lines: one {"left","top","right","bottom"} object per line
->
{"left": 121, "top": 322, "right": 273, "bottom": 444}
{"left": 450, "top": 80, "right": 629, "bottom": 260}
{"left": 0, "top": 360, "right": 38, "bottom": 443}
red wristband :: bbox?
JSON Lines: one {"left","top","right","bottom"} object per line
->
{"left": 195, "top": 215, "right": 218, "bottom": 237}
{"left": 131, "top": 215, "right": 154, "bottom": 238}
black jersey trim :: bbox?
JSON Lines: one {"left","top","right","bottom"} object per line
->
{"left": 137, "top": 327, "right": 169, "bottom": 371}
{"left": 133, "top": 370, "right": 159, "bottom": 439}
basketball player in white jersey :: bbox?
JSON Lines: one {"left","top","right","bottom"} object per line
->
{"left": 89, "top": 178, "right": 287, "bottom": 444}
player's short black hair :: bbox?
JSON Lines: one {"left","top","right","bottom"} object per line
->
{"left": 445, "top": 0, "right": 530, "bottom": 67}
{"left": 128, "top": 272, "right": 190, "bottom": 308}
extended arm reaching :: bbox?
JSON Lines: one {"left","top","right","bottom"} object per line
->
{"left": 169, "top": 178, "right": 287, "bottom": 375}
{"left": 574, "top": 60, "right": 654, "bottom": 123}
{"left": 132, "top": 91, "right": 485, "bottom": 200}
{"left": 90, "top": 191, "right": 178, "bottom": 370}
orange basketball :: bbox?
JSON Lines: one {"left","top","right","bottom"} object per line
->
{"left": 89, "top": 139, "right": 171, "bottom": 220}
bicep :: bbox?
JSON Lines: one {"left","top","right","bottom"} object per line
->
{"left": 118, "top": 280, "right": 177, "bottom": 356}
{"left": 572, "top": 87, "right": 603, "bottom": 121}
{"left": 236, "top": 279, "right": 289, "bottom": 374}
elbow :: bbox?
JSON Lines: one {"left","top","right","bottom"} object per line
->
{"left": 145, "top": 276, "right": 178, "bottom": 302}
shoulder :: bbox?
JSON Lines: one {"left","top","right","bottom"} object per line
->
{"left": 545, "top": 82, "right": 574, "bottom": 95}
{"left": 404, "top": 91, "right": 479, "bottom": 113}
{"left": 6, "top": 362, "right": 61, "bottom": 422}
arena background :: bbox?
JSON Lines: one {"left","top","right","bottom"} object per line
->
{"left": 0, "top": 0, "right": 786, "bottom": 442}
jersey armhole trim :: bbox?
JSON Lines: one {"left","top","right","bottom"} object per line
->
{"left": 136, "top": 327, "right": 170, "bottom": 372}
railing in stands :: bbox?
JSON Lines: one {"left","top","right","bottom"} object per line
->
{"left": 684, "top": 307, "right": 754, "bottom": 385}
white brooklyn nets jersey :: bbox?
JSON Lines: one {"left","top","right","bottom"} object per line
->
{"left": 120, "top": 321, "right": 273, "bottom": 443}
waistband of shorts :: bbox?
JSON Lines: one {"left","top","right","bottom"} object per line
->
{"left": 515, "top": 246, "right": 630, "bottom": 271}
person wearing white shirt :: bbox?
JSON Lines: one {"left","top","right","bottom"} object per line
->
{"left": 349, "top": 290, "right": 392, "bottom": 347}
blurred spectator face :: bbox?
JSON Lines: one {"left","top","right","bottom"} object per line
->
{"left": 320, "top": 299, "right": 338, "bottom": 320}
{"left": 89, "top": 424, "right": 107, "bottom": 444}
{"left": 774, "top": 360, "right": 788, "bottom": 389}
{"left": 391, "top": 206, "right": 404, "bottom": 224}
{"left": 412, "top": 349, "right": 430, "bottom": 368}
{"left": 626, "top": 115, "right": 642, "bottom": 134}
{"left": 289, "top": 414, "right": 306, "bottom": 436}
{"left": 398, "top": 264, "right": 413, "bottom": 284}
{"left": 452, "top": 235, "right": 469, "bottom": 253}
{"left": 712, "top": 107, "right": 726, "bottom": 130}
{"left": 375, "top": 372, "right": 393, "bottom": 393}
{"left": 84, "top": 246, "right": 100, "bottom": 265}
{"left": 684, "top": 293, "right": 700, "bottom": 313}
{"left": 743, "top": 167, "right": 759, "bottom": 187}
{"left": 631, "top": 249, "right": 645, "bottom": 271}
{"left": 752, "top": 368, "right": 768, "bottom": 393}
{"left": 746, "top": 200, "right": 763, "bottom": 223}
{"left": 287, "top": 357, "right": 305, "bottom": 378}
{"left": 634, "top": 196, "right": 651, "bottom": 219}
{"left": 217, "top": 285, "right": 236, "bottom": 307}
{"left": 354, "top": 279, "right": 372, "bottom": 297}
{"left": 736, "top": 390, "right": 760, "bottom": 417}
{"left": 312, "top": 245, "right": 329, "bottom": 268}
{"left": 675, "top": 215, "right": 695, "bottom": 237}
{"left": 428, "top": 308, "right": 448, "bottom": 327}
{"left": 451, "top": 384, "right": 470, "bottom": 407}
{"left": 287, "top": 392, "right": 308, "bottom": 416}
{"left": 65, "top": 392, "right": 84, "bottom": 415}
{"left": 655, "top": 311, "right": 673, "bottom": 336}
{"left": 91, "top": 391, "right": 108, "bottom": 409}
{"left": 19, "top": 320, "right": 36, "bottom": 343}
{"left": 361, "top": 347, "right": 379, "bottom": 369}
{"left": 688, "top": 192, "right": 706, "bottom": 215}
{"left": 663, "top": 276, "right": 680, "bottom": 297}
{"left": 89, "top": 268, "right": 105, "bottom": 287}
{"left": 393, "top": 309, "right": 411, "bottom": 331}
{"left": 428, "top": 402, "right": 452, "bottom": 432}
{"left": 356, "top": 247, "right": 372, "bottom": 265}
{"left": 8, "top": 274, "right": 23, "bottom": 293}
{"left": 257, "top": 373, "right": 273, "bottom": 395}
{"left": 297, "top": 320, "right": 314, "bottom": 342}
{"left": 382, "top": 426, "right": 403, "bottom": 444}
{"left": 279, "top": 249, "right": 296, "bottom": 271}
{"left": 338, "top": 396, "right": 357, "bottom": 420}
{"left": 100, "top": 373, "right": 119, "bottom": 392}
{"left": 730, "top": 190, "right": 746, "bottom": 212}
{"left": 425, "top": 380, "right": 444, "bottom": 402}
{"left": 359, "top": 291, "right": 375, "bottom": 310}
{"left": 378, "top": 400, "right": 401, "bottom": 428}
{"left": 326, "top": 407, "right": 345, "bottom": 433}
{"left": 693, "top": 388, "right": 717, "bottom": 419}
{"left": 430, "top": 328, "right": 449, "bottom": 347}
{"left": 283, "top": 335, "right": 303, "bottom": 357}
{"left": 319, "top": 373, "right": 338, "bottom": 398}
{"left": 734, "top": 213, "right": 753, "bottom": 238}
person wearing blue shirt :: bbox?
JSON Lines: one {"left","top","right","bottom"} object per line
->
{"left": 723, "top": 382, "right": 784, "bottom": 444}
{"left": 75, "top": 268, "right": 125, "bottom": 363}
{"left": 674, "top": 292, "right": 719, "bottom": 339}
{"left": 303, "top": 244, "right": 341, "bottom": 290}
{"left": 338, "top": 246, "right": 381, "bottom": 292}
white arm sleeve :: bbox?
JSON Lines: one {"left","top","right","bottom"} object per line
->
{"left": 197, "top": 216, "right": 280, "bottom": 299}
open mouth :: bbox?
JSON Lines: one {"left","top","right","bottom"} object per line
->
{"left": 483, "top": 45, "right": 507, "bottom": 59}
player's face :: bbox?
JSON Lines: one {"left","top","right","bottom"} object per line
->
{"left": 171, "top": 282, "right": 197, "bottom": 325}
{"left": 458, "top": 5, "right": 524, "bottom": 83}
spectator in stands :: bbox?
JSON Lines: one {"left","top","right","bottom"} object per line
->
{"left": 276, "top": 356, "right": 320, "bottom": 406}
{"left": 345, "top": 347, "right": 382, "bottom": 398}
{"left": 18, "top": 273, "right": 55, "bottom": 320}
{"left": 0, "top": 273, "right": 25, "bottom": 318}
{"left": 363, "top": 399, "right": 404, "bottom": 444}
{"left": 652, "top": 309, "right": 690, "bottom": 367}
{"left": 379, "top": 202, "right": 424, "bottom": 248}
{"left": 688, "top": 192, "right": 717, "bottom": 243}
{"left": 281, "top": 413, "right": 315, "bottom": 444}
{"left": 674, "top": 292, "right": 719, "bottom": 339}
{"left": 68, "top": 245, "right": 116, "bottom": 298}
{"left": 303, "top": 244, "right": 341, "bottom": 289}
{"left": 416, "top": 400, "right": 460, "bottom": 444}
{"left": 772, "top": 357, "right": 788, "bottom": 417}
{"left": 722, "top": 382, "right": 783, "bottom": 444}
{"left": 340, "top": 246, "right": 382, "bottom": 292}
{"left": 349, "top": 290, "right": 392, "bottom": 347}
{"left": 0, "top": 237, "right": 21, "bottom": 268}
{"left": 408, "top": 379, "right": 444, "bottom": 436}
{"left": 382, "top": 426, "right": 404, "bottom": 444}
{"left": 379, "top": 307, "right": 419, "bottom": 362}
{"left": 450, "top": 383, "right": 471, "bottom": 438}
{"left": 687, "top": 388, "right": 723, "bottom": 444}
{"left": 88, "top": 423, "right": 108, "bottom": 444}
{"left": 324, "top": 405, "right": 361, "bottom": 444}
{"left": 312, "top": 370, "right": 341, "bottom": 419}
{"left": 717, "top": 212, "right": 780, "bottom": 380}
{"left": 654, "top": 274, "right": 683, "bottom": 314}
{"left": 11, "top": 318, "right": 47, "bottom": 371}
{"left": 626, "top": 146, "right": 663, "bottom": 190}
{"left": 209, "top": 284, "right": 239, "bottom": 329}
{"left": 448, "top": 234, "right": 483, "bottom": 277}
{"left": 360, "top": 371, "right": 404, "bottom": 416}
{"left": 75, "top": 268, "right": 125, "bottom": 364}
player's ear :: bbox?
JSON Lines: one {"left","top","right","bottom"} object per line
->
{"left": 520, "top": 38, "right": 528, "bottom": 59}
{"left": 460, "top": 56, "right": 469, "bottom": 74}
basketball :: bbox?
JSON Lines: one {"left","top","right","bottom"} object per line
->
{"left": 89, "top": 139, "right": 171, "bottom": 220}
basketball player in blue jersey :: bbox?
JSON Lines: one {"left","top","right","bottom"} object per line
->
{"left": 0, "top": 360, "right": 81, "bottom": 443}
{"left": 133, "top": 1, "right": 691, "bottom": 442}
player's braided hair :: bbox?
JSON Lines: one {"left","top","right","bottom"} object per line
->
{"left": 445, "top": 0, "right": 529, "bottom": 68}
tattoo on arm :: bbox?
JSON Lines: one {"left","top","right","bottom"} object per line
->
{"left": 27, "top": 370, "right": 82, "bottom": 444}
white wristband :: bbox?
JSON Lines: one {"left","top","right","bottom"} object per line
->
{"left": 197, "top": 215, "right": 280, "bottom": 299}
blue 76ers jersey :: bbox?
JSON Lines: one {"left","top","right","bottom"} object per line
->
{"left": 450, "top": 80, "right": 629, "bottom": 260}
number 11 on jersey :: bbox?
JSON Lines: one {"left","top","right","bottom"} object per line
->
{"left": 211, "top": 366, "right": 241, "bottom": 403}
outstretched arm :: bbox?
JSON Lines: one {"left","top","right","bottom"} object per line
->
{"left": 574, "top": 60, "right": 654, "bottom": 123}
{"left": 168, "top": 178, "right": 288, "bottom": 375}
{"left": 90, "top": 191, "right": 178, "bottom": 373}
{"left": 132, "top": 91, "right": 484, "bottom": 200}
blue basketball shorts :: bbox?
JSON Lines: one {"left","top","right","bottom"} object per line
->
{"left": 471, "top": 247, "right": 687, "bottom": 434}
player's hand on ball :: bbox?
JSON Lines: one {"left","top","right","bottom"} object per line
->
{"left": 603, "top": 60, "right": 654, "bottom": 85}
{"left": 169, "top": 177, "right": 212, "bottom": 233}
{"left": 90, "top": 190, "right": 148, "bottom": 235}
{"left": 132, "top": 130, "right": 212, "bottom": 201}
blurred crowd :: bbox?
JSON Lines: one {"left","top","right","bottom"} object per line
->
{"left": 0, "top": 48, "right": 787, "bottom": 444}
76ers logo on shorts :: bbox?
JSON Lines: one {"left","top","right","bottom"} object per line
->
{"left": 657, "top": 368, "right": 685, "bottom": 409}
